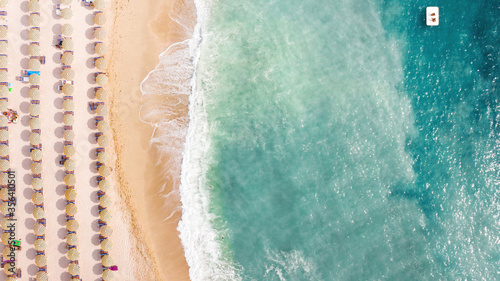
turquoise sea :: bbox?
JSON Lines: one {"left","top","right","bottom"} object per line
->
{"left": 176, "top": 0, "right": 500, "bottom": 279}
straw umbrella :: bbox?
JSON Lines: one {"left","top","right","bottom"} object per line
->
{"left": 94, "top": 57, "right": 107, "bottom": 70}
{"left": 29, "top": 87, "right": 40, "bottom": 99}
{"left": 99, "top": 179, "right": 110, "bottom": 192}
{"left": 64, "top": 174, "right": 76, "bottom": 185}
{"left": 94, "top": 27, "right": 106, "bottom": 40}
{"left": 29, "top": 73, "right": 40, "bottom": 85}
{"left": 0, "top": 217, "right": 8, "bottom": 229}
{"left": 0, "top": 144, "right": 8, "bottom": 157}
{"left": 0, "top": 0, "right": 7, "bottom": 9}
{"left": 64, "top": 159, "right": 75, "bottom": 171}
{"left": 29, "top": 43, "right": 40, "bottom": 56}
{"left": 33, "top": 207, "right": 45, "bottom": 219}
{"left": 35, "top": 254, "right": 47, "bottom": 267}
{"left": 30, "top": 118, "right": 41, "bottom": 130}
{"left": 100, "top": 209, "right": 111, "bottom": 222}
{"left": 97, "top": 151, "right": 109, "bottom": 163}
{"left": 96, "top": 73, "right": 108, "bottom": 85}
{"left": 61, "top": 8, "right": 72, "bottom": 19}
{"left": 67, "top": 248, "right": 79, "bottom": 261}
{"left": 0, "top": 26, "right": 6, "bottom": 39}
{"left": 2, "top": 247, "right": 10, "bottom": 259}
{"left": 99, "top": 194, "right": 111, "bottom": 208}
{"left": 0, "top": 101, "right": 5, "bottom": 112}
{"left": 0, "top": 188, "right": 7, "bottom": 201}
{"left": 0, "top": 172, "right": 6, "bottom": 183}
{"left": 0, "top": 70, "right": 7, "bottom": 81}
{"left": 1, "top": 232, "right": 9, "bottom": 245}
{"left": 98, "top": 165, "right": 111, "bottom": 177}
{"left": 94, "top": 12, "right": 106, "bottom": 25}
{"left": 0, "top": 115, "right": 7, "bottom": 126}
{"left": 61, "top": 23, "right": 73, "bottom": 36}
{"left": 97, "top": 120, "right": 109, "bottom": 133}
{"left": 68, "top": 263, "right": 80, "bottom": 276}
{"left": 61, "top": 0, "right": 72, "bottom": 4}
{"left": 102, "top": 269, "right": 114, "bottom": 281}
{"left": 66, "top": 203, "right": 77, "bottom": 216}
{"left": 6, "top": 278, "right": 17, "bottom": 281}
{"left": 95, "top": 43, "right": 107, "bottom": 56}
{"left": 94, "top": 0, "right": 106, "bottom": 10}
{"left": 0, "top": 130, "right": 7, "bottom": 142}
{"left": 62, "top": 68, "right": 75, "bottom": 80}
{"left": 64, "top": 130, "right": 75, "bottom": 141}
{"left": 100, "top": 225, "right": 112, "bottom": 237}
{"left": 0, "top": 159, "right": 9, "bottom": 171}
{"left": 96, "top": 104, "right": 108, "bottom": 116}
{"left": 28, "top": 28, "right": 40, "bottom": 40}
{"left": 97, "top": 135, "right": 109, "bottom": 147}
{"left": 0, "top": 84, "right": 8, "bottom": 97}
{"left": 30, "top": 148, "right": 42, "bottom": 161}
{"left": 28, "top": 0, "right": 40, "bottom": 12}
{"left": 29, "top": 103, "right": 40, "bottom": 116}
{"left": 0, "top": 41, "right": 6, "bottom": 53}
{"left": 67, "top": 233, "right": 78, "bottom": 246}
{"left": 36, "top": 271, "right": 48, "bottom": 281}
{"left": 95, "top": 88, "right": 107, "bottom": 101}
{"left": 61, "top": 52, "right": 74, "bottom": 65}
{"left": 34, "top": 223, "right": 45, "bottom": 236}
{"left": 63, "top": 114, "right": 75, "bottom": 125}
{"left": 34, "top": 239, "right": 46, "bottom": 251}
{"left": 101, "top": 239, "right": 112, "bottom": 251}
{"left": 32, "top": 192, "right": 43, "bottom": 205}
{"left": 63, "top": 100, "right": 75, "bottom": 111}
{"left": 63, "top": 145, "right": 75, "bottom": 157}
{"left": 29, "top": 58, "right": 41, "bottom": 70}
{"left": 31, "top": 162, "right": 42, "bottom": 174}
{"left": 62, "top": 38, "right": 74, "bottom": 50}
{"left": 29, "top": 132, "right": 41, "bottom": 145}
{"left": 29, "top": 14, "right": 40, "bottom": 26}
{"left": 62, "top": 83, "right": 74, "bottom": 95}
{"left": 67, "top": 219, "right": 79, "bottom": 231}
{"left": 3, "top": 263, "right": 14, "bottom": 275}
{"left": 65, "top": 187, "right": 77, "bottom": 201}
{"left": 0, "top": 202, "right": 8, "bottom": 215}
{"left": 32, "top": 178, "right": 43, "bottom": 190}
{"left": 102, "top": 255, "right": 114, "bottom": 267}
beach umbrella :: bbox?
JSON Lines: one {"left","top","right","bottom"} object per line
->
{"left": 0, "top": 0, "right": 7, "bottom": 9}
{"left": 100, "top": 225, "right": 112, "bottom": 237}
{"left": 64, "top": 174, "right": 76, "bottom": 185}
{"left": 0, "top": 130, "right": 6, "bottom": 141}
{"left": 6, "top": 278, "right": 16, "bottom": 281}
{"left": 61, "top": 52, "right": 74, "bottom": 65}
{"left": 63, "top": 100, "right": 75, "bottom": 111}
{"left": 33, "top": 223, "right": 45, "bottom": 236}
{"left": 30, "top": 118, "right": 41, "bottom": 130}
{"left": 63, "top": 145, "right": 75, "bottom": 157}
{"left": 1, "top": 232, "right": 9, "bottom": 245}
{"left": 101, "top": 239, "right": 112, "bottom": 251}
{"left": 0, "top": 144, "right": 7, "bottom": 157}
{"left": 0, "top": 115, "right": 7, "bottom": 126}
{"left": 0, "top": 26, "right": 6, "bottom": 39}
{"left": 96, "top": 104, "right": 108, "bottom": 116}
{"left": 35, "top": 254, "right": 47, "bottom": 267}
{"left": 94, "top": 0, "right": 106, "bottom": 10}
{"left": 95, "top": 42, "right": 107, "bottom": 56}
{"left": 0, "top": 70, "right": 7, "bottom": 81}
{"left": 65, "top": 203, "right": 77, "bottom": 216}
{"left": 67, "top": 219, "right": 79, "bottom": 231}
{"left": 61, "top": 0, "right": 72, "bottom": 4}
{"left": 67, "top": 233, "right": 78, "bottom": 246}
{"left": 28, "top": 28, "right": 40, "bottom": 40}
{"left": 98, "top": 165, "right": 111, "bottom": 177}
{"left": 0, "top": 190, "right": 7, "bottom": 203}
{"left": 0, "top": 202, "right": 8, "bottom": 215}
{"left": 62, "top": 68, "right": 75, "bottom": 80}
{"left": 61, "top": 8, "right": 73, "bottom": 19}
{"left": 0, "top": 57, "right": 6, "bottom": 69}
{"left": 99, "top": 179, "right": 110, "bottom": 191}
{"left": 95, "top": 57, "right": 107, "bottom": 70}
{"left": 97, "top": 151, "right": 109, "bottom": 163}
{"left": 29, "top": 132, "right": 41, "bottom": 145}
{"left": 32, "top": 191, "right": 43, "bottom": 205}
{"left": 2, "top": 247, "right": 11, "bottom": 259}
{"left": 63, "top": 114, "right": 75, "bottom": 125}
{"left": 28, "top": 0, "right": 40, "bottom": 12}
{"left": 61, "top": 24, "right": 73, "bottom": 36}
{"left": 97, "top": 120, "right": 110, "bottom": 133}
{"left": 29, "top": 73, "right": 40, "bottom": 85}
{"left": 62, "top": 38, "right": 73, "bottom": 50}
{"left": 64, "top": 159, "right": 75, "bottom": 171}
{"left": 99, "top": 208, "right": 111, "bottom": 221}
{"left": 29, "top": 87, "right": 40, "bottom": 99}
{"left": 97, "top": 135, "right": 109, "bottom": 147}
{"left": 62, "top": 83, "right": 74, "bottom": 94}
{"left": 3, "top": 262, "right": 14, "bottom": 275}
{"left": 31, "top": 162, "right": 42, "bottom": 174}
{"left": 29, "top": 14, "right": 40, "bottom": 26}
{"left": 102, "top": 269, "right": 114, "bottom": 281}
{"left": 29, "top": 58, "right": 41, "bottom": 70}
{"left": 0, "top": 217, "right": 8, "bottom": 229}
{"left": 65, "top": 188, "right": 76, "bottom": 201}
{"left": 29, "top": 103, "right": 40, "bottom": 116}
{"left": 94, "top": 27, "right": 106, "bottom": 40}
{"left": 29, "top": 43, "right": 40, "bottom": 56}
{"left": 30, "top": 148, "right": 42, "bottom": 161}
{"left": 0, "top": 41, "right": 6, "bottom": 53}
{"left": 0, "top": 159, "right": 9, "bottom": 171}
{"left": 67, "top": 248, "right": 79, "bottom": 261}
{"left": 0, "top": 171, "right": 6, "bottom": 183}
{"left": 68, "top": 263, "right": 80, "bottom": 276}
{"left": 102, "top": 255, "right": 114, "bottom": 267}
{"left": 34, "top": 239, "right": 46, "bottom": 251}
{"left": 94, "top": 12, "right": 106, "bottom": 25}
{"left": 32, "top": 178, "right": 42, "bottom": 190}
{"left": 33, "top": 207, "right": 44, "bottom": 219}
{"left": 96, "top": 73, "right": 108, "bottom": 85}
{"left": 0, "top": 84, "right": 8, "bottom": 96}
{"left": 36, "top": 271, "right": 48, "bottom": 281}
{"left": 99, "top": 194, "right": 111, "bottom": 208}
{"left": 64, "top": 130, "right": 75, "bottom": 141}
{"left": 95, "top": 88, "right": 107, "bottom": 101}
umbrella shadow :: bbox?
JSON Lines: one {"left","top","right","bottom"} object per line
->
{"left": 21, "top": 158, "right": 31, "bottom": 170}
{"left": 88, "top": 132, "right": 98, "bottom": 144}
{"left": 22, "top": 173, "right": 31, "bottom": 185}
{"left": 86, "top": 42, "right": 95, "bottom": 55}
{"left": 90, "top": 205, "right": 99, "bottom": 217}
{"left": 87, "top": 57, "right": 96, "bottom": 69}
{"left": 19, "top": 101, "right": 30, "bottom": 114}
{"left": 89, "top": 175, "right": 98, "bottom": 188}
{"left": 54, "top": 126, "right": 64, "bottom": 139}
{"left": 53, "top": 96, "right": 63, "bottom": 109}
{"left": 20, "top": 43, "right": 29, "bottom": 56}
{"left": 90, "top": 192, "right": 98, "bottom": 204}
{"left": 56, "top": 199, "right": 67, "bottom": 213}
{"left": 27, "top": 264, "right": 39, "bottom": 276}
{"left": 52, "top": 81, "right": 61, "bottom": 93}
{"left": 20, "top": 29, "right": 28, "bottom": 41}
{"left": 57, "top": 213, "right": 66, "bottom": 227}
{"left": 91, "top": 218, "right": 99, "bottom": 232}
{"left": 92, "top": 248, "right": 101, "bottom": 261}
{"left": 85, "top": 13, "right": 95, "bottom": 25}
{"left": 20, "top": 15, "right": 30, "bottom": 27}
{"left": 87, "top": 72, "right": 96, "bottom": 84}
{"left": 19, "top": 1, "right": 29, "bottom": 12}
{"left": 87, "top": 87, "right": 96, "bottom": 100}
{"left": 55, "top": 169, "right": 65, "bottom": 182}
{"left": 25, "top": 233, "right": 36, "bottom": 245}
{"left": 24, "top": 217, "right": 35, "bottom": 229}
{"left": 21, "top": 142, "right": 31, "bottom": 157}
{"left": 52, "top": 23, "right": 61, "bottom": 35}
{"left": 22, "top": 183, "right": 33, "bottom": 199}
{"left": 55, "top": 184, "right": 66, "bottom": 196}
{"left": 23, "top": 201, "right": 34, "bottom": 215}
{"left": 85, "top": 27, "right": 94, "bottom": 40}
{"left": 52, "top": 66, "right": 62, "bottom": 79}
{"left": 91, "top": 233, "right": 100, "bottom": 246}
{"left": 57, "top": 228, "right": 67, "bottom": 241}
{"left": 58, "top": 255, "right": 69, "bottom": 268}
{"left": 52, "top": 52, "right": 62, "bottom": 64}
{"left": 26, "top": 247, "right": 37, "bottom": 259}
{"left": 20, "top": 86, "right": 30, "bottom": 99}
{"left": 20, "top": 57, "right": 29, "bottom": 69}
{"left": 87, "top": 118, "right": 97, "bottom": 130}
{"left": 93, "top": 262, "right": 103, "bottom": 275}
{"left": 53, "top": 111, "right": 63, "bottom": 123}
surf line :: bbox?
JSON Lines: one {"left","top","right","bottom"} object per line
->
{"left": 5, "top": 170, "right": 20, "bottom": 275}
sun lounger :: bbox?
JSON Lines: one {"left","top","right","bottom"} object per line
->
{"left": 0, "top": 12, "right": 7, "bottom": 17}
{"left": 31, "top": 100, "right": 40, "bottom": 105}
{"left": 94, "top": 132, "right": 103, "bottom": 140}
{"left": 64, "top": 141, "right": 73, "bottom": 146}
{"left": 95, "top": 116, "right": 104, "bottom": 123}
{"left": 37, "top": 218, "right": 46, "bottom": 225}
{"left": 16, "top": 76, "right": 29, "bottom": 83}
{"left": 63, "top": 96, "right": 73, "bottom": 101}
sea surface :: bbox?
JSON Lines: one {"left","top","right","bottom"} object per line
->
{"left": 147, "top": 0, "right": 500, "bottom": 280}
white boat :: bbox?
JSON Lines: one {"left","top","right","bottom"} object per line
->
{"left": 426, "top": 7, "right": 439, "bottom": 26}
